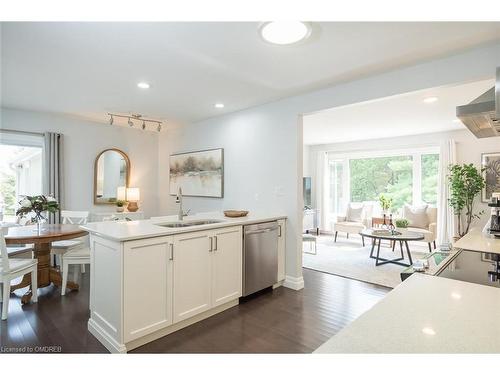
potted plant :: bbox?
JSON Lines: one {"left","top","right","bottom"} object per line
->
{"left": 116, "top": 200, "right": 126, "bottom": 213}
{"left": 395, "top": 218, "right": 409, "bottom": 233}
{"left": 448, "top": 163, "right": 485, "bottom": 239}
{"left": 16, "top": 195, "right": 60, "bottom": 233}
{"left": 379, "top": 194, "right": 393, "bottom": 215}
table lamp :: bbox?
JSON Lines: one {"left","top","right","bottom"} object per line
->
{"left": 126, "top": 187, "right": 140, "bottom": 212}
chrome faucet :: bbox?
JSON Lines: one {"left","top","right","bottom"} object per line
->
{"left": 176, "top": 187, "right": 183, "bottom": 221}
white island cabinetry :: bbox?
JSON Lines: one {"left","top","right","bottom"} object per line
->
{"left": 172, "top": 226, "right": 242, "bottom": 323}
{"left": 88, "top": 225, "right": 244, "bottom": 353}
{"left": 84, "top": 213, "right": 286, "bottom": 353}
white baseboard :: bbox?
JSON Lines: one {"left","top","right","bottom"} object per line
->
{"left": 283, "top": 275, "right": 304, "bottom": 290}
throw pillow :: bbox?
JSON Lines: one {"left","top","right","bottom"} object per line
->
{"left": 403, "top": 204, "right": 429, "bottom": 229}
{"left": 347, "top": 205, "right": 364, "bottom": 223}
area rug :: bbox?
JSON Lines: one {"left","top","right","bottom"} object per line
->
{"left": 302, "top": 235, "right": 429, "bottom": 289}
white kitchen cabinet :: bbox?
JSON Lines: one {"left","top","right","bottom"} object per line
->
{"left": 172, "top": 226, "right": 243, "bottom": 323}
{"left": 123, "top": 236, "right": 173, "bottom": 342}
{"left": 212, "top": 226, "right": 243, "bottom": 307}
{"left": 172, "top": 231, "right": 213, "bottom": 323}
{"left": 277, "top": 219, "right": 286, "bottom": 281}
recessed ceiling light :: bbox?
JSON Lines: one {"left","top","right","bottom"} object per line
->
{"left": 260, "top": 21, "right": 311, "bottom": 45}
{"left": 422, "top": 327, "right": 436, "bottom": 336}
{"left": 215, "top": 103, "right": 225, "bottom": 109}
{"left": 137, "top": 82, "right": 150, "bottom": 89}
{"left": 453, "top": 119, "right": 461, "bottom": 123}
{"left": 423, "top": 96, "right": 438, "bottom": 104}
{"left": 451, "top": 292, "right": 461, "bottom": 300}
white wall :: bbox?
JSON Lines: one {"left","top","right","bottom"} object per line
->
{"left": 159, "top": 42, "right": 500, "bottom": 283}
{"left": 0, "top": 108, "right": 160, "bottom": 218}
{"left": 307, "top": 129, "right": 500, "bottom": 231}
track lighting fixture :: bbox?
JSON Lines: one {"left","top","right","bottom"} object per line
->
{"left": 107, "top": 113, "right": 163, "bottom": 132}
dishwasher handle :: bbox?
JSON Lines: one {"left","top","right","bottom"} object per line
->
{"left": 245, "top": 227, "right": 279, "bottom": 235}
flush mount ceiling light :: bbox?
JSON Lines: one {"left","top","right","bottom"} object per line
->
{"left": 259, "top": 21, "right": 311, "bottom": 45}
{"left": 423, "top": 96, "right": 438, "bottom": 104}
{"left": 214, "top": 103, "right": 225, "bottom": 109}
{"left": 422, "top": 327, "right": 436, "bottom": 336}
{"left": 137, "top": 82, "right": 150, "bottom": 89}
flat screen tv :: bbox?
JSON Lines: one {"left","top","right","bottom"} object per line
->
{"left": 303, "top": 177, "right": 312, "bottom": 208}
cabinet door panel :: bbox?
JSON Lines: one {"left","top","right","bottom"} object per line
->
{"left": 212, "top": 227, "right": 243, "bottom": 307}
{"left": 123, "top": 237, "right": 173, "bottom": 342}
{"left": 173, "top": 232, "right": 212, "bottom": 323}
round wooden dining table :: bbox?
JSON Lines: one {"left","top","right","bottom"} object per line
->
{"left": 4, "top": 223, "right": 88, "bottom": 304}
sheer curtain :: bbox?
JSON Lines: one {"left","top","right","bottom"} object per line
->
{"left": 437, "top": 139, "right": 456, "bottom": 244}
{"left": 43, "top": 132, "right": 64, "bottom": 224}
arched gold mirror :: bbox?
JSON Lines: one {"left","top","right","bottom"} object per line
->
{"left": 94, "top": 148, "right": 130, "bottom": 204}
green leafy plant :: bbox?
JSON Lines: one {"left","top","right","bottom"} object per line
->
{"left": 448, "top": 164, "right": 485, "bottom": 237}
{"left": 395, "top": 218, "right": 409, "bottom": 228}
{"left": 379, "top": 194, "right": 393, "bottom": 212}
{"left": 16, "top": 195, "right": 60, "bottom": 222}
{"left": 116, "top": 200, "right": 126, "bottom": 208}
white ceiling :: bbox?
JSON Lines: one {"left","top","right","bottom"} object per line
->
{"left": 303, "top": 79, "right": 495, "bottom": 145}
{"left": 2, "top": 22, "right": 500, "bottom": 124}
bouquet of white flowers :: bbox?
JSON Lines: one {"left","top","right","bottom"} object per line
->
{"left": 16, "top": 195, "right": 60, "bottom": 223}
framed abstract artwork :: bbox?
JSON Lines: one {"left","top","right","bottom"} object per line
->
{"left": 481, "top": 152, "right": 500, "bottom": 202}
{"left": 169, "top": 148, "right": 224, "bottom": 198}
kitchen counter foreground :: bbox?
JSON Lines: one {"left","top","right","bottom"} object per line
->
{"left": 81, "top": 212, "right": 287, "bottom": 241}
{"left": 315, "top": 273, "right": 500, "bottom": 353}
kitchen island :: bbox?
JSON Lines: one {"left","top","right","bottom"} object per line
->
{"left": 81, "top": 212, "right": 287, "bottom": 353}
{"left": 315, "top": 273, "right": 500, "bottom": 353}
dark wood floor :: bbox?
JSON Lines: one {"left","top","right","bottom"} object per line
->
{"left": 0, "top": 268, "right": 389, "bottom": 353}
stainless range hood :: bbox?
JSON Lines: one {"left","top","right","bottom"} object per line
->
{"left": 456, "top": 67, "right": 500, "bottom": 138}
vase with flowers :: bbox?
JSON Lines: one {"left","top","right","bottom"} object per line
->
{"left": 16, "top": 195, "right": 60, "bottom": 234}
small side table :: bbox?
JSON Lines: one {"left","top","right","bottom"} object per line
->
{"left": 302, "top": 234, "right": 317, "bottom": 255}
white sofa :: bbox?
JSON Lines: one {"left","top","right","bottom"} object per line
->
{"left": 333, "top": 203, "right": 373, "bottom": 246}
{"left": 401, "top": 205, "right": 437, "bottom": 252}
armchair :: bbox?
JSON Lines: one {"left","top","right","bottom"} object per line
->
{"left": 402, "top": 205, "right": 437, "bottom": 252}
{"left": 333, "top": 203, "right": 373, "bottom": 246}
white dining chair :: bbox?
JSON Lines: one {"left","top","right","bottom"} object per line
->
{"left": 51, "top": 210, "right": 89, "bottom": 273}
{"left": 61, "top": 245, "right": 91, "bottom": 296}
{"left": 0, "top": 231, "right": 38, "bottom": 320}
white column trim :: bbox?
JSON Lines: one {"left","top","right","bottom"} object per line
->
{"left": 283, "top": 275, "right": 305, "bottom": 290}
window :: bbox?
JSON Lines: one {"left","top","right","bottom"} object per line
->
{"left": 421, "top": 154, "right": 439, "bottom": 205}
{"left": 0, "top": 134, "right": 43, "bottom": 222}
{"left": 325, "top": 148, "right": 439, "bottom": 217}
{"left": 350, "top": 155, "right": 413, "bottom": 210}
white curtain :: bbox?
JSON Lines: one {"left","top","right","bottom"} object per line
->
{"left": 43, "top": 132, "right": 64, "bottom": 224}
{"left": 437, "top": 139, "right": 456, "bottom": 244}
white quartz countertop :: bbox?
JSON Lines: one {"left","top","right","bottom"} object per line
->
{"left": 81, "top": 212, "right": 286, "bottom": 241}
{"left": 315, "top": 273, "right": 500, "bottom": 353}
{"left": 453, "top": 228, "right": 500, "bottom": 255}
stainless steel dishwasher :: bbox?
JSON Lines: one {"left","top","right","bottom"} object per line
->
{"left": 243, "top": 221, "right": 279, "bottom": 297}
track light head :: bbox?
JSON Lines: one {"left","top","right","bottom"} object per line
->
{"left": 157, "top": 123, "right": 162, "bottom": 132}
{"left": 142, "top": 120, "right": 146, "bottom": 130}
{"left": 109, "top": 115, "right": 114, "bottom": 125}
{"left": 128, "top": 118, "right": 134, "bottom": 127}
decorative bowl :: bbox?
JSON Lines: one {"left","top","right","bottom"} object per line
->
{"left": 224, "top": 210, "right": 249, "bottom": 218}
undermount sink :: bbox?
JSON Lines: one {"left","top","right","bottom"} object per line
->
{"left": 156, "top": 219, "right": 223, "bottom": 228}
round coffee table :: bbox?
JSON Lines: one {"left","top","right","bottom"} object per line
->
{"left": 360, "top": 229, "right": 424, "bottom": 267}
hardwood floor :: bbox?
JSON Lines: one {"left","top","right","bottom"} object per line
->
{"left": 0, "top": 268, "right": 389, "bottom": 353}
